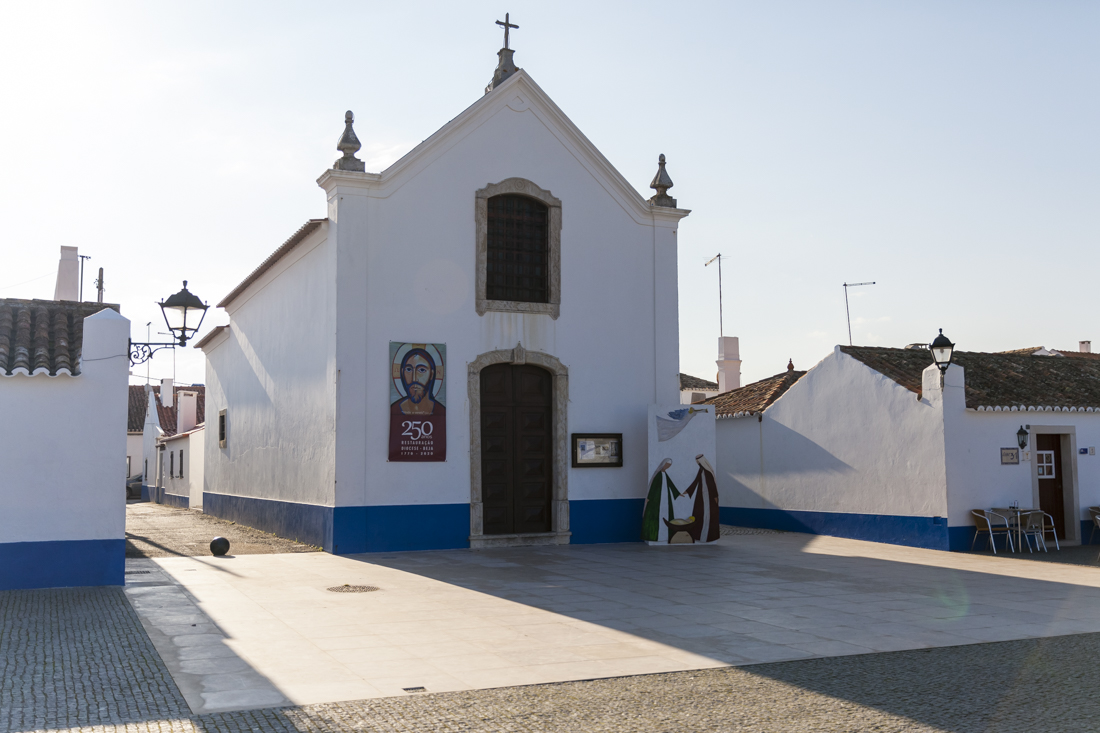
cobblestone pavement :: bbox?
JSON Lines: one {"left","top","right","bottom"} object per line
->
{"left": 126, "top": 503, "right": 320, "bottom": 558}
{"left": 5, "top": 584, "right": 1100, "bottom": 733}
{"left": 0, "top": 587, "right": 189, "bottom": 733}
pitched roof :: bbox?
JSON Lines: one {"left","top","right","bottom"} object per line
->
{"left": 153, "top": 385, "right": 206, "bottom": 437}
{"left": 0, "top": 299, "right": 121, "bottom": 377}
{"left": 840, "top": 346, "right": 1100, "bottom": 411}
{"left": 680, "top": 372, "right": 718, "bottom": 391}
{"left": 128, "top": 385, "right": 149, "bottom": 432}
{"left": 218, "top": 219, "right": 326, "bottom": 309}
{"left": 704, "top": 369, "right": 807, "bottom": 418}
{"left": 193, "top": 324, "right": 228, "bottom": 351}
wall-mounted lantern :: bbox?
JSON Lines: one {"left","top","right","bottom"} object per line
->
{"left": 129, "top": 281, "right": 209, "bottom": 365}
{"left": 1017, "top": 425, "right": 1029, "bottom": 450}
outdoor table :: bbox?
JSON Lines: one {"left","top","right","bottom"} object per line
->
{"left": 991, "top": 507, "right": 1037, "bottom": 552}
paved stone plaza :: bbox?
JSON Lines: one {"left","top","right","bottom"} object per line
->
{"left": 6, "top": 528, "right": 1100, "bottom": 732}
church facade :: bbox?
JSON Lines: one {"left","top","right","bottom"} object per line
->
{"left": 197, "top": 49, "right": 690, "bottom": 553}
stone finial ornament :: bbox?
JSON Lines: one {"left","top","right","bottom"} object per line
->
{"left": 787, "top": 359, "right": 795, "bottom": 372}
{"left": 334, "top": 110, "right": 365, "bottom": 172}
{"left": 486, "top": 13, "right": 521, "bottom": 93}
{"left": 648, "top": 154, "right": 677, "bottom": 207}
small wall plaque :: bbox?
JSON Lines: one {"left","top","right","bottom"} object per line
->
{"left": 572, "top": 433, "right": 623, "bottom": 468}
{"left": 1001, "top": 448, "right": 1020, "bottom": 465}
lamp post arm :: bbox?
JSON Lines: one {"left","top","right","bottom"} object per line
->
{"left": 128, "top": 339, "right": 178, "bottom": 366}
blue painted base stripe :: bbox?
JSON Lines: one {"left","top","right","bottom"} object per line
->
{"left": 720, "top": 507, "right": 950, "bottom": 551}
{"left": 0, "top": 539, "right": 125, "bottom": 590}
{"left": 202, "top": 494, "right": 650, "bottom": 554}
{"left": 149, "top": 486, "right": 189, "bottom": 509}
{"left": 204, "top": 493, "right": 333, "bottom": 551}
{"left": 569, "top": 498, "right": 644, "bottom": 544}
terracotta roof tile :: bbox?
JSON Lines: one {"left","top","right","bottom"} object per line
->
{"left": 0, "top": 299, "right": 120, "bottom": 377}
{"left": 679, "top": 372, "right": 718, "bottom": 391}
{"left": 840, "top": 345, "right": 1100, "bottom": 410}
{"left": 704, "top": 369, "right": 806, "bottom": 417}
{"left": 128, "top": 385, "right": 149, "bottom": 432}
{"left": 152, "top": 385, "right": 206, "bottom": 437}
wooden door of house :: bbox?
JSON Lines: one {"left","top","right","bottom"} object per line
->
{"left": 1036, "top": 434, "right": 1065, "bottom": 538}
{"left": 481, "top": 364, "right": 553, "bottom": 535}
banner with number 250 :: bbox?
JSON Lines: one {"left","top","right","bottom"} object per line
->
{"left": 388, "top": 342, "right": 447, "bottom": 462}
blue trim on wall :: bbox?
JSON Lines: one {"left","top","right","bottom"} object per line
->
{"left": 570, "top": 498, "right": 645, "bottom": 544}
{"left": 335, "top": 504, "right": 470, "bottom": 554}
{"left": 148, "top": 486, "right": 189, "bottom": 509}
{"left": 203, "top": 492, "right": 333, "bottom": 551}
{"left": 720, "top": 506, "right": 950, "bottom": 551}
{"left": 202, "top": 494, "right": 652, "bottom": 553}
{"left": 140, "top": 485, "right": 150, "bottom": 502}
{"left": 0, "top": 539, "right": 125, "bottom": 590}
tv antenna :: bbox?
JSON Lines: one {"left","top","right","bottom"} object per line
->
{"left": 843, "top": 281, "right": 876, "bottom": 346}
{"left": 705, "top": 254, "right": 724, "bottom": 337}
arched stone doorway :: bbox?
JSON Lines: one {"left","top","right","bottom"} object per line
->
{"left": 468, "top": 344, "right": 569, "bottom": 548}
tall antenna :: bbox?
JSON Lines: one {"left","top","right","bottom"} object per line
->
{"left": 843, "top": 281, "right": 876, "bottom": 345}
{"left": 78, "top": 255, "right": 91, "bottom": 302}
{"left": 705, "top": 254, "right": 724, "bottom": 337}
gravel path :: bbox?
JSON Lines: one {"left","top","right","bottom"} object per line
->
{"left": 5, "top": 583, "right": 1100, "bottom": 733}
{"left": 126, "top": 502, "right": 320, "bottom": 558}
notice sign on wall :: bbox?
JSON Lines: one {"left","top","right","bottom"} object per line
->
{"left": 1000, "top": 448, "right": 1020, "bottom": 465}
{"left": 389, "top": 342, "right": 446, "bottom": 461}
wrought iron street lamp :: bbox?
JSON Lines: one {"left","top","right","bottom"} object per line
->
{"left": 129, "top": 281, "right": 209, "bottom": 365}
{"left": 1017, "top": 425, "right": 1029, "bottom": 450}
{"left": 930, "top": 329, "right": 955, "bottom": 377}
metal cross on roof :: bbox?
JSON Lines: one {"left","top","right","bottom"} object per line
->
{"left": 496, "top": 13, "right": 518, "bottom": 49}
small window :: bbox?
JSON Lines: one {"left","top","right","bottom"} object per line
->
{"left": 144, "top": 459, "right": 148, "bottom": 478}
{"left": 127, "top": 456, "right": 131, "bottom": 478}
{"left": 179, "top": 449, "right": 184, "bottom": 478}
{"left": 1037, "top": 451, "right": 1056, "bottom": 478}
{"left": 219, "top": 409, "right": 227, "bottom": 449}
{"left": 169, "top": 451, "right": 174, "bottom": 478}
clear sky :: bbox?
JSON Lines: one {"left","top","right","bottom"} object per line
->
{"left": 1, "top": 1, "right": 1096, "bottom": 387}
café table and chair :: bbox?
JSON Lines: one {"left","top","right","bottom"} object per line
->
{"left": 973, "top": 505, "right": 1062, "bottom": 554}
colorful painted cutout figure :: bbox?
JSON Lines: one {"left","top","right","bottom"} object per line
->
{"left": 683, "top": 454, "right": 720, "bottom": 543}
{"left": 641, "top": 458, "right": 682, "bottom": 542}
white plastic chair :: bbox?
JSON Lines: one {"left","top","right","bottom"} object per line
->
{"left": 1019, "top": 511, "right": 1047, "bottom": 553}
{"left": 971, "top": 510, "right": 1014, "bottom": 555}
{"left": 1040, "top": 512, "right": 1061, "bottom": 551}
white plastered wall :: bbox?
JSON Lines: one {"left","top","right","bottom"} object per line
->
{"left": 942, "top": 375, "right": 1100, "bottom": 540}
{"left": 203, "top": 225, "right": 338, "bottom": 507}
{"left": 325, "top": 79, "right": 684, "bottom": 511}
{"left": 126, "top": 433, "right": 142, "bottom": 478}
{"left": 717, "top": 348, "right": 948, "bottom": 518}
{"left": 0, "top": 308, "right": 130, "bottom": 544}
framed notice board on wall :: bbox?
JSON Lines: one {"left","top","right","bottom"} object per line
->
{"left": 572, "top": 433, "right": 623, "bottom": 468}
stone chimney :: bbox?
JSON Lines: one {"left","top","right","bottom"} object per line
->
{"left": 1081, "top": 341, "right": 1091, "bottom": 354}
{"left": 53, "top": 246, "right": 79, "bottom": 301}
{"left": 717, "top": 337, "right": 742, "bottom": 392}
{"left": 160, "top": 378, "right": 174, "bottom": 408}
{"left": 176, "top": 391, "right": 198, "bottom": 434}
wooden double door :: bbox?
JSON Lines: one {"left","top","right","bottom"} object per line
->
{"left": 481, "top": 364, "right": 553, "bottom": 535}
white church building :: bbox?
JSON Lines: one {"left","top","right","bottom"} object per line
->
{"left": 197, "top": 41, "right": 690, "bottom": 553}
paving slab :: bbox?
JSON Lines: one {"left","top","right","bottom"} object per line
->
{"left": 125, "top": 530, "right": 1100, "bottom": 713}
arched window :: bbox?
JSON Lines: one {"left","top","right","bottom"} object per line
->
{"left": 486, "top": 194, "right": 548, "bottom": 303}
{"left": 475, "top": 178, "right": 562, "bottom": 319}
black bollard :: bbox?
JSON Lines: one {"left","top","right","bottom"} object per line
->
{"left": 210, "top": 537, "right": 230, "bottom": 556}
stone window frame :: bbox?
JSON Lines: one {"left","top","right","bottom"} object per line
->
{"left": 467, "top": 343, "right": 570, "bottom": 548}
{"left": 475, "top": 178, "right": 562, "bottom": 320}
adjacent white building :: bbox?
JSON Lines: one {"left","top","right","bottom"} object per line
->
{"left": 712, "top": 346, "right": 1100, "bottom": 551}
{"left": 197, "top": 45, "right": 690, "bottom": 554}
{"left": 0, "top": 299, "right": 130, "bottom": 589}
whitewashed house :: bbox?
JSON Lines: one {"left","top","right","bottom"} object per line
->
{"left": 156, "top": 418, "right": 205, "bottom": 511}
{"left": 142, "top": 383, "right": 205, "bottom": 508}
{"left": 127, "top": 385, "right": 145, "bottom": 483}
{"left": 196, "top": 42, "right": 690, "bottom": 554}
{"left": 712, "top": 346, "right": 1100, "bottom": 551}
{"left": 0, "top": 299, "right": 130, "bottom": 589}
